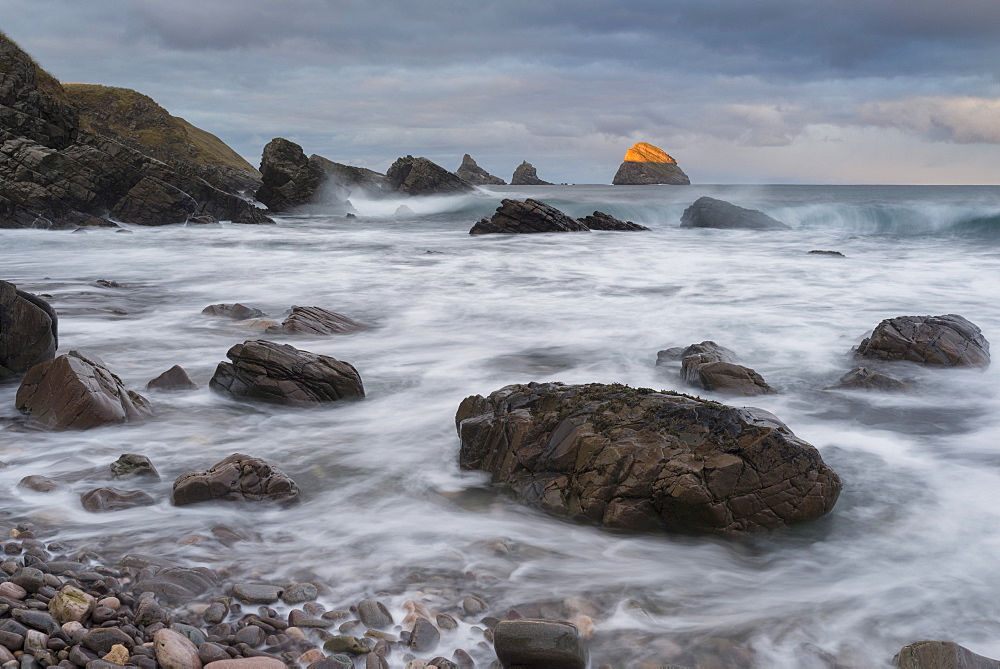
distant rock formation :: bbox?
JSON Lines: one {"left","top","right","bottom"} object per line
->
{"left": 511, "top": 161, "right": 552, "bottom": 185}
{"left": 0, "top": 33, "right": 273, "bottom": 228}
{"left": 680, "top": 196, "right": 790, "bottom": 230}
{"left": 612, "top": 142, "right": 690, "bottom": 185}
{"left": 385, "top": 155, "right": 475, "bottom": 196}
{"left": 454, "top": 154, "right": 505, "bottom": 185}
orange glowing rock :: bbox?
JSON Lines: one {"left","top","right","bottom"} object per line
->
{"left": 623, "top": 142, "right": 676, "bottom": 164}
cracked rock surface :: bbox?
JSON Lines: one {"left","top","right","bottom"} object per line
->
{"left": 470, "top": 198, "right": 589, "bottom": 235}
{"left": 173, "top": 453, "right": 300, "bottom": 505}
{"left": 266, "top": 306, "right": 367, "bottom": 336}
{"left": 856, "top": 314, "right": 990, "bottom": 368}
{"left": 456, "top": 382, "right": 841, "bottom": 537}
{"left": 0, "top": 280, "right": 57, "bottom": 381}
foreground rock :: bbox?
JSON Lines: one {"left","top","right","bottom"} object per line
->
{"left": 659, "top": 341, "right": 776, "bottom": 396}
{"left": 266, "top": 306, "right": 366, "bottom": 335}
{"left": 385, "top": 155, "right": 474, "bottom": 196}
{"left": 824, "top": 367, "right": 912, "bottom": 393}
{"left": 612, "top": 142, "right": 690, "bottom": 185}
{"left": 577, "top": 211, "right": 649, "bottom": 231}
{"left": 15, "top": 350, "right": 153, "bottom": 429}
{"left": 0, "top": 280, "right": 58, "bottom": 382}
{"left": 511, "top": 161, "right": 552, "bottom": 185}
{"left": 470, "top": 199, "right": 589, "bottom": 234}
{"left": 454, "top": 154, "right": 506, "bottom": 185}
{"left": 680, "top": 196, "right": 790, "bottom": 230}
{"left": 173, "top": 453, "right": 299, "bottom": 505}
{"left": 493, "top": 619, "right": 587, "bottom": 669}
{"left": 894, "top": 641, "right": 1000, "bottom": 668}
{"left": 209, "top": 340, "right": 364, "bottom": 405}
{"left": 456, "top": 382, "right": 842, "bottom": 536}
{"left": 856, "top": 314, "right": 990, "bottom": 368}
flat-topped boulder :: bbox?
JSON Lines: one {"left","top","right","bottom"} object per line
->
{"left": 456, "top": 382, "right": 842, "bottom": 536}
{"left": 855, "top": 314, "right": 990, "bottom": 368}
{"left": 577, "top": 211, "right": 649, "bottom": 231}
{"left": 612, "top": 142, "right": 690, "bottom": 185}
{"left": 511, "top": 161, "right": 552, "bottom": 185}
{"left": 454, "top": 154, "right": 505, "bottom": 185}
{"left": 0, "top": 280, "right": 58, "bottom": 382}
{"left": 681, "top": 196, "right": 790, "bottom": 230}
{"left": 385, "top": 155, "right": 474, "bottom": 196}
{"left": 470, "top": 198, "right": 589, "bottom": 234}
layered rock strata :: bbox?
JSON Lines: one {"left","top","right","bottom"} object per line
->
{"left": 470, "top": 198, "right": 588, "bottom": 234}
{"left": 454, "top": 154, "right": 505, "bottom": 185}
{"left": 612, "top": 142, "right": 690, "bottom": 185}
{"left": 266, "top": 306, "right": 367, "bottom": 336}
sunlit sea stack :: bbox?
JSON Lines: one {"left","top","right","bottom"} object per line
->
{"left": 612, "top": 141, "right": 691, "bottom": 185}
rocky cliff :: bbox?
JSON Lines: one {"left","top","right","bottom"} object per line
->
{"left": 385, "top": 155, "right": 475, "bottom": 195}
{"left": 612, "top": 142, "right": 690, "bottom": 185}
{"left": 511, "top": 161, "right": 552, "bottom": 185}
{"left": 0, "top": 31, "right": 271, "bottom": 228}
{"left": 454, "top": 154, "right": 505, "bottom": 185}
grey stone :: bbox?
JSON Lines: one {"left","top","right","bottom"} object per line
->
{"left": 201, "top": 304, "right": 266, "bottom": 321}
{"left": 385, "top": 155, "right": 474, "bottom": 196}
{"left": 322, "top": 636, "right": 368, "bottom": 655}
{"left": 11, "top": 568, "right": 45, "bottom": 593}
{"left": 576, "top": 211, "right": 649, "bottom": 231}
{"left": 493, "top": 619, "right": 587, "bottom": 669}
{"left": 170, "top": 624, "right": 206, "bottom": 648}
{"left": 16, "top": 476, "right": 59, "bottom": 493}
{"left": 110, "top": 454, "right": 160, "bottom": 480}
{"left": 356, "top": 600, "right": 393, "bottom": 630}
{"left": 80, "top": 488, "right": 156, "bottom": 513}
{"left": 408, "top": 618, "right": 440, "bottom": 653}
{"left": 470, "top": 199, "right": 589, "bottom": 235}
{"left": 824, "top": 367, "right": 913, "bottom": 393}
{"left": 856, "top": 314, "right": 990, "bottom": 368}
{"left": 0, "top": 282, "right": 58, "bottom": 383}
{"left": 81, "top": 628, "right": 134, "bottom": 655}
{"left": 280, "top": 584, "right": 317, "bottom": 605}
{"left": 230, "top": 585, "right": 282, "bottom": 606}
{"left": 894, "top": 641, "right": 1000, "bottom": 668}
{"left": 146, "top": 366, "right": 197, "bottom": 392}
{"left": 680, "top": 197, "right": 790, "bottom": 230}
{"left": 266, "top": 307, "right": 366, "bottom": 336}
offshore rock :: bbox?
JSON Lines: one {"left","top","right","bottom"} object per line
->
{"left": 680, "top": 354, "right": 777, "bottom": 396}
{"left": 680, "top": 196, "right": 790, "bottom": 230}
{"left": 612, "top": 142, "right": 690, "bottom": 186}
{"left": 15, "top": 350, "right": 153, "bottom": 429}
{"left": 657, "top": 341, "right": 738, "bottom": 366}
{"left": 172, "top": 453, "right": 299, "bottom": 505}
{"left": 255, "top": 138, "right": 325, "bottom": 212}
{"left": 110, "top": 453, "right": 161, "bottom": 480}
{"left": 209, "top": 339, "right": 364, "bottom": 406}
{"left": 493, "top": 619, "right": 587, "bottom": 669}
{"left": 266, "top": 306, "right": 367, "bottom": 336}
{"left": 385, "top": 155, "right": 474, "bottom": 196}
{"left": 470, "top": 198, "right": 589, "bottom": 235}
{"left": 146, "top": 365, "right": 197, "bottom": 391}
{"left": 0, "top": 280, "right": 58, "bottom": 382}
{"left": 201, "top": 303, "right": 266, "bottom": 320}
{"left": 855, "top": 314, "right": 990, "bottom": 368}
{"left": 576, "top": 211, "right": 649, "bottom": 231}
{"left": 824, "top": 367, "right": 913, "bottom": 393}
{"left": 454, "top": 154, "right": 505, "bottom": 185}
{"left": 456, "top": 382, "right": 841, "bottom": 536}
{"left": 511, "top": 161, "right": 552, "bottom": 186}
{"left": 894, "top": 641, "right": 1000, "bottom": 668}
{"left": 81, "top": 487, "right": 156, "bottom": 512}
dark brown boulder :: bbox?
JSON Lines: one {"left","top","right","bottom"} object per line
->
{"left": 456, "top": 382, "right": 842, "bottom": 536}
{"left": 681, "top": 355, "right": 777, "bottom": 396}
{"left": 656, "top": 341, "right": 736, "bottom": 365}
{"left": 493, "top": 619, "right": 587, "bottom": 669}
{"left": 612, "top": 142, "right": 690, "bottom": 186}
{"left": 172, "top": 453, "right": 299, "bottom": 505}
{"left": 15, "top": 350, "right": 153, "bottom": 429}
{"left": 856, "top": 314, "right": 990, "bottom": 368}
{"left": 110, "top": 453, "right": 160, "bottom": 480}
{"left": 824, "top": 367, "right": 913, "bottom": 393}
{"left": 146, "top": 365, "right": 197, "bottom": 391}
{"left": 81, "top": 487, "right": 156, "bottom": 512}
{"left": 680, "top": 197, "right": 790, "bottom": 230}
{"left": 201, "top": 303, "right": 266, "bottom": 320}
{"left": 470, "top": 198, "right": 589, "bottom": 235}
{"left": 255, "top": 138, "right": 323, "bottom": 212}
{"left": 209, "top": 339, "right": 364, "bottom": 406}
{"left": 511, "top": 161, "right": 552, "bottom": 185}
{"left": 454, "top": 154, "right": 506, "bottom": 186}
{"left": 385, "top": 155, "right": 474, "bottom": 196}
{"left": 894, "top": 641, "right": 1000, "bottom": 668}
{"left": 266, "top": 306, "right": 367, "bottom": 335}
{"left": 576, "top": 211, "right": 649, "bottom": 231}
{"left": 0, "top": 280, "right": 58, "bottom": 382}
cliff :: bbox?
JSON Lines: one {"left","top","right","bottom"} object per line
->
{"left": 612, "top": 142, "right": 690, "bottom": 185}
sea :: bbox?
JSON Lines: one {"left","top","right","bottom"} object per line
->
{"left": 3, "top": 184, "right": 1000, "bottom": 668}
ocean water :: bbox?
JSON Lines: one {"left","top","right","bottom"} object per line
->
{"left": 2, "top": 184, "right": 1000, "bottom": 668}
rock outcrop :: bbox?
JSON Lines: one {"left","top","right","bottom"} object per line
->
{"left": 172, "top": 453, "right": 300, "bottom": 505}
{"left": 146, "top": 365, "right": 197, "bottom": 391}
{"left": 201, "top": 303, "right": 266, "bottom": 320}
{"left": 266, "top": 306, "right": 367, "bottom": 335}
{"left": 0, "top": 33, "right": 273, "bottom": 228}
{"left": 470, "top": 198, "right": 589, "bottom": 235}
{"left": 80, "top": 487, "right": 156, "bottom": 512}
{"left": 209, "top": 340, "right": 364, "bottom": 406}
{"left": 0, "top": 280, "right": 57, "bottom": 382}
{"left": 454, "top": 154, "right": 506, "bottom": 186}
{"left": 824, "top": 367, "right": 912, "bottom": 393}
{"left": 456, "top": 382, "right": 842, "bottom": 536}
{"left": 855, "top": 314, "right": 990, "bottom": 368}
{"left": 658, "top": 341, "right": 775, "bottom": 396}
{"left": 894, "top": 641, "right": 1000, "bottom": 669}
{"left": 612, "top": 142, "right": 690, "bottom": 185}
{"left": 15, "top": 350, "right": 153, "bottom": 429}
{"left": 385, "top": 155, "right": 474, "bottom": 196}
{"left": 680, "top": 196, "right": 790, "bottom": 230}
{"left": 511, "top": 161, "right": 552, "bottom": 186}
{"left": 577, "top": 211, "right": 649, "bottom": 231}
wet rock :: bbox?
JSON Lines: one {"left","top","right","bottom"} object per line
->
{"left": 808, "top": 250, "right": 845, "bottom": 257}
{"left": 152, "top": 628, "right": 201, "bottom": 669}
{"left": 454, "top": 154, "right": 505, "bottom": 186}
{"left": 470, "top": 199, "right": 589, "bottom": 235}
{"left": 135, "top": 594, "right": 169, "bottom": 626}
{"left": 461, "top": 596, "right": 486, "bottom": 617}
{"left": 0, "top": 281, "right": 58, "bottom": 382}
{"left": 146, "top": 366, "right": 198, "bottom": 392}
{"left": 103, "top": 644, "right": 130, "bottom": 665}
{"left": 255, "top": 138, "right": 363, "bottom": 213}
{"left": 171, "top": 624, "right": 207, "bottom": 648}
{"left": 201, "top": 304, "right": 266, "bottom": 321}
{"left": 173, "top": 454, "right": 299, "bottom": 506}
{"left": 612, "top": 142, "right": 690, "bottom": 186}
{"left": 356, "top": 600, "right": 393, "bottom": 630}
{"left": 511, "top": 161, "right": 552, "bottom": 186}
{"left": 656, "top": 341, "right": 737, "bottom": 365}
{"left": 231, "top": 584, "right": 283, "bottom": 605}
{"left": 198, "top": 643, "right": 231, "bottom": 664}
{"left": 894, "top": 641, "right": 1000, "bottom": 668}
{"left": 385, "top": 155, "right": 474, "bottom": 196}
{"left": 48, "top": 585, "right": 96, "bottom": 624}
{"left": 456, "top": 382, "right": 842, "bottom": 536}
{"left": 133, "top": 567, "right": 219, "bottom": 606}
{"left": 80, "top": 488, "right": 156, "bottom": 513}
{"left": 203, "top": 660, "right": 287, "bottom": 669}
{"left": 856, "top": 314, "right": 990, "bottom": 368}
{"left": 233, "top": 626, "right": 264, "bottom": 647}
{"left": 209, "top": 340, "right": 364, "bottom": 406}
{"left": 322, "top": 635, "right": 368, "bottom": 655}
{"left": 0, "top": 582, "right": 27, "bottom": 600}
{"left": 281, "top": 584, "right": 318, "bottom": 605}
{"left": 493, "top": 619, "right": 586, "bottom": 669}
{"left": 576, "top": 211, "right": 649, "bottom": 231}
{"left": 679, "top": 197, "right": 790, "bottom": 230}
{"left": 110, "top": 454, "right": 161, "bottom": 480}
{"left": 265, "top": 307, "right": 366, "bottom": 336}
{"left": 408, "top": 619, "right": 439, "bottom": 653}
{"left": 12, "top": 609, "right": 58, "bottom": 633}
{"left": 203, "top": 603, "right": 227, "bottom": 625}
{"left": 82, "top": 627, "right": 135, "bottom": 655}
{"left": 12, "top": 568, "right": 45, "bottom": 593}
{"left": 14, "top": 350, "right": 153, "bottom": 430}
{"left": 680, "top": 355, "right": 776, "bottom": 396}
{"left": 17, "top": 476, "right": 60, "bottom": 493}
{"left": 394, "top": 204, "right": 415, "bottom": 217}
{"left": 824, "top": 367, "right": 913, "bottom": 392}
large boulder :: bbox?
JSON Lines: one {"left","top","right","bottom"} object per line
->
{"left": 456, "top": 382, "right": 841, "bottom": 536}
{"left": 894, "top": 641, "right": 1000, "bottom": 668}
{"left": 266, "top": 306, "right": 367, "bottom": 335}
{"left": 172, "top": 453, "right": 299, "bottom": 505}
{"left": 255, "top": 138, "right": 324, "bottom": 212}
{"left": 576, "top": 211, "right": 649, "bottom": 231}
{"left": 855, "top": 314, "right": 990, "bottom": 368}
{"left": 0, "top": 280, "right": 58, "bottom": 382}
{"left": 612, "top": 142, "right": 690, "bottom": 185}
{"left": 454, "top": 154, "right": 506, "bottom": 185}
{"left": 209, "top": 339, "right": 364, "bottom": 406}
{"left": 15, "top": 350, "right": 153, "bottom": 429}
{"left": 470, "top": 198, "right": 589, "bottom": 235}
{"left": 680, "top": 196, "right": 790, "bottom": 230}
{"left": 511, "top": 161, "right": 552, "bottom": 185}
{"left": 385, "top": 155, "right": 474, "bottom": 196}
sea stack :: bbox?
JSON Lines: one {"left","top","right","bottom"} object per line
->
{"left": 612, "top": 142, "right": 690, "bottom": 185}
{"left": 455, "top": 154, "right": 506, "bottom": 185}
{"left": 511, "top": 161, "right": 552, "bottom": 185}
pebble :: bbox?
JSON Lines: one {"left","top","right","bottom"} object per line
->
{"left": 152, "top": 628, "right": 201, "bottom": 669}
{"left": 230, "top": 586, "right": 282, "bottom": 606}
{"left": 0, "top": 586, "right": 25, "bottom": 602}
{"left": 461, "top": 596, "right": 486, "bottom": 616}
{"left": 356, "top": 600, "right": 393, "bottom": 630}
{"left": 10, "top": 570, "right": 44, "bottom": 594}
{"left": 197, "top": 643, "right": 231, "bottom": 664}
{"left": 102, "top": 644, "right": 130, "bottom": 665}
{"left": 233, "top": 626, "right": 264, "bottom": 648}
{"left": 280, "top": 584, "right": 317, "bottom": 605}
{"left": 203, "top": 660, "right": 286, "bottom": 669}
{"left": 322, "top": 636, "right": 368, "bottom": 655}
{"left": 409, "top": 619, "right": 440, "bottom": 653}
{"left": 96, "top": 598, "right": 120, "bottom": 611}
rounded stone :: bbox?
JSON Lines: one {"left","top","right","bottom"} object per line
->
{"left": 493, "top": 619, "right": 587, "bottom": 669}
{"left": 230, "top": 584, "right": 282, "bottom": 605}
{"left": 356, "top": 600, "right": 393, "bottom": 630}
{"left": 280, "top": 583, "right": 318, "bottom": 605}
{"left": 49, "top": 585, "right": 96, "bottom": 624}
{"left": 152, "top": 628, "right": 202, "bottom": 669}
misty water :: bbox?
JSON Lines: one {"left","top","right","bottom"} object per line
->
{"left": 3, "top": 184, "right": 1000, "bottom": 667}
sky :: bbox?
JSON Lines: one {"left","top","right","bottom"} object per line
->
{"left": 3, "top": 0, "right": 1000, "bottom": 184}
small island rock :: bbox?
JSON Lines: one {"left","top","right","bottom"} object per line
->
{"left": 266, "top": 306, "right": 367, "bottom": 335}
{"left": 511, "top": 161, "right": 552, "bottom": 185}
{"left": 824, "top": 367, "right": 913, "bottom": 393}
{"left": 612, "top": 142, "right": 690, "bottom": 185}
{"left": 454, "top": 154, "right": 505, "bottom": 185}
{"left": 146, "top": 365, "right": 197, "bottom": 391}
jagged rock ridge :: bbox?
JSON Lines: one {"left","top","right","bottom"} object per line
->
{"left": 454, "top": 154, "right": 505, "bottom": 185}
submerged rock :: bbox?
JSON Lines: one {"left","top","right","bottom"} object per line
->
{"left": 576, "top": 211, "right": 649, "bottom": 231}
{"left": 894, "top": 641, "right": 1000, "bottom": 668}
{"left": 612, "top": 142, "right": 690, "bottom": 186}
{"left": 385, "top": 155, "right": 474, "bottom": 196}
{"left": 173, "top": 453, "right": 299, "bottom": 505}
{"left": 808, "top": 250, "right": 845, "bottom": 257}
{"left": 680, "top": 196, "right": 790, "bottom": 230}
{"left": 856, "top": 314, "right": 990, "bottom": 368}
{"left": 15, "top": 350, "right": 153, "bottom": 429}
{"left": 656, "top": 341, "right": 737, "bottom": 365}
{"left": 493, "top": 619, "right": 587, "bottom": 669}
{"left": 824, "top": 367, "right": 913, "bottom": 393}
{"left": 470, "top": 199, "right": 589, "bottom": 235}
{"left": 110, "top": 453, "right": 161, "bottom": 480}
{"left": 146, "top": 365, "right": 197, "bottom": 391}
{"left": 0, "top": 281, "right": 58, "bottom": 382}
{"left": 81, "top": 488, "right": 156, "bottom": 512}
{"left": 660, "top": 341, "right": 775, "bottom": 396}
{"left": 456, "top": 382, "right": 842, "bottom": 536}
{"left": 266, "top": 306, "right": 367, "bottom": 335}
{"left": 201, "top": 303, "right": 266, "bottom": 320}
{"left": 454, "top": 154, "right": 506, "bottom": 185}
{"left": 511, "top": 161, "right": 552, "bottom": 186}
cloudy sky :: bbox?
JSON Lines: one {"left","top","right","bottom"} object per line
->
{"left": 4, "top": 0, "right": 1000, "bottom": 184}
